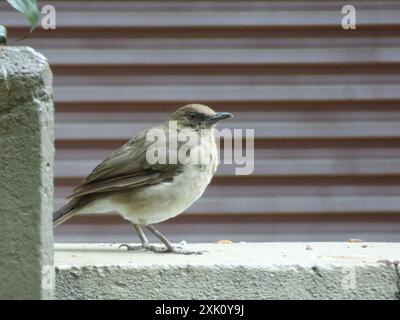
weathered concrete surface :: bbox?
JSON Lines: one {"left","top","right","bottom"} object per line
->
{"left": 0, "top": 47, "right": 54, "bottom": 299}
{"left": 55, "top": 242, "right": 400, "bottom": 300}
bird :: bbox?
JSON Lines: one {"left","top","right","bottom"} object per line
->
{"left": 53, "top": 104, "right": 233, "bottom": 254}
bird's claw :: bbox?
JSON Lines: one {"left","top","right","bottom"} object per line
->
{"left": 118, "top": 243, "right": 161, "bottom": 252}
{"left": 118, "top": 243, "right": 205, "bottom": 255}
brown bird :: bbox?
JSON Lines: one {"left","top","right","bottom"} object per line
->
{"left": 53, "top": 104, "right": 233, "bottom": 254}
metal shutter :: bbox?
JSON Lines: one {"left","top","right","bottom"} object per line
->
{"left": 2, "top": 1, "right": 400, "bottom": 242}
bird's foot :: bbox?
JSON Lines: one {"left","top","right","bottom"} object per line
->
{"left": 118, "top": 243, "right": 205, "bottom": 255}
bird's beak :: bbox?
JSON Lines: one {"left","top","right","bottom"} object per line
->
{"left": 205, "top": 112, "right": 234, "bottom": 124}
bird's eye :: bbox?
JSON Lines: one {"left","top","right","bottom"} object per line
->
{"left": 189, "top": 112, "right": 197, "bottom": 119}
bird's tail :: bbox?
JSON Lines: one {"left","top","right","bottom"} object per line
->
{"left": 53, "top": 199, "right": 79, "bottom": 227}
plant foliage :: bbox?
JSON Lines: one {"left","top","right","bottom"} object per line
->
{"left": 7, "top": 0, "right": 40, "bottom": 33}
{"left": 0, "top": 0, "right": 40, "bottom": 44}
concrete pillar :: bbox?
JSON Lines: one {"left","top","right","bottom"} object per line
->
{"left": 0, "top": 47, "right": 54, "bottom": 299}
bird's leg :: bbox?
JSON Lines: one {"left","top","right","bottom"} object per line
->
{"left": 146, "top": 224, "right": 204, "bottom": 255}
{"left": 145, "top": 224, "right": 175, "bottom": 252}
{"left": 119, "top": 224, "right": 161, "bottom": 251}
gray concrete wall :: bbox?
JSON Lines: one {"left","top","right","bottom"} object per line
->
{"left": 0, "top": 47, "right": 54, "bottom": 299}
{"left": 55, "top": 243, "right": 400, "bottom": 300}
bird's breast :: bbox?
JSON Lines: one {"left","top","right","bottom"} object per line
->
{"left": 119, "top": 137, "right": 218, "bottom": 224}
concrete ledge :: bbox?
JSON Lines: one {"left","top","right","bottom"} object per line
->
{"left": 55, "top": 243, "right": 400, "bottom": 300}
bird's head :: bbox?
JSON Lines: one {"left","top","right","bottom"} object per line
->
{"left": 170, "top": 104, "right": 233, "bottom": 131}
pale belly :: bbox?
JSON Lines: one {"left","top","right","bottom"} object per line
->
{"left": 77, "top": 164, "right": 215, "bottom": 225}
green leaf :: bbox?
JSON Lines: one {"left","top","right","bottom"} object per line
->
{"left": 0, "top": 25, "right": 7, "bottom": 45}
{"left": 6, "top": 0, "right": 40, "bottom": 33}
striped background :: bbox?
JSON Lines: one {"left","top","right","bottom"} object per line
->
{"left": 2, "top": 1, "right": 400, "bottom": 242}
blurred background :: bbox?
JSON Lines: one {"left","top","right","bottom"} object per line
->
{"left": 1, "top": 0, "right": 400, "bottom": 243}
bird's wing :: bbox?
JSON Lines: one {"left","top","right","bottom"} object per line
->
{"left": 68, "top": 126, "right": 183, "bottom": 199}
